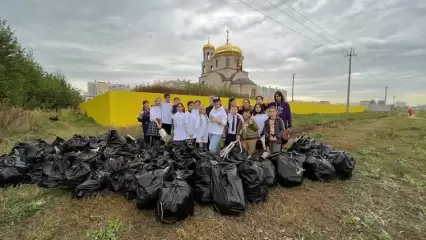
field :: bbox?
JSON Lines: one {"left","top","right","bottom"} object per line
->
{"left": 1, "top": 108, "right": 425, "bottom": 240}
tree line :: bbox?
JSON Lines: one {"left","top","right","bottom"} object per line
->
{"left": 0, "top": 19, "right": 82, "bottom": 109}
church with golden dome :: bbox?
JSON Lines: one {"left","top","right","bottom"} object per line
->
{"left": 198, "top": 30, "right": 258, "bottom": 97}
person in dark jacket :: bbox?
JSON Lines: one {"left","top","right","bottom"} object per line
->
{"left": 223, "top": 105, "right": 243, "bottom": 147}
{"left": 206, "top": 95, "right": 215, "bottom": 116}
{"left": 137, "top": 100, "right": 150, "bottom": 142}
{"left": 172, "top": 97, "right": 185, "bottom": 114}
{"left": 255, "top": 95, "right": 268, "bottom": 113}
{"left": 262, "top": 106, "right": 285, "bottom": 153}
{"left": 266, "top": 91, "right": 292, "bottom": 145}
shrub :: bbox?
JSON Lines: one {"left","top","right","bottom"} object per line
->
{"left": 134, "top": 80, "right": 248, "bottom": 98}
{"left": 0, "top": 103, "right": 40, "bottom": 137}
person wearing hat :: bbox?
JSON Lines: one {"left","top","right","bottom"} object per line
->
{"left": 207, "top": 97, "right": 227, "bottom": 154}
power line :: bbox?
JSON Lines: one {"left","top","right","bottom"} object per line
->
{"left": 236, "top": 0, "right": 328, "bottom": 47}
{"left": 264, "top": 0, "right": 340, "bottom": 48}
{"left": 276, "top": 0, "right": 380, "bottom": 82}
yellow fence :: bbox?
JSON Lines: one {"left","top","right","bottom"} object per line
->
{"left": 80, "top": 91, "right": 366, "bottom": 127}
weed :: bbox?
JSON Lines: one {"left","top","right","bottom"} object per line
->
{"left": 85, "top": 220, "right": 123, "bottom": 240}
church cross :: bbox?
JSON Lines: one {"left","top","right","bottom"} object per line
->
{"left": 226, "top": 30, "right": 229, "bottom": 43}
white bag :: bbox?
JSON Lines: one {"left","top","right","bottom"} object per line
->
{"left": 159, "top": 128, "right": 171, "bottom": 143}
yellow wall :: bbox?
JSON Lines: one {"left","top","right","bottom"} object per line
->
{"left": 80, "top": 91, "right": 366, "bottom": 127}
{"left": 79, "top": 92, "right": 111, "bottom": 126}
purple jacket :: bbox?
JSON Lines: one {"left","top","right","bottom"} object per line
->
{"left": 267, "top": 101, "right": 292, "bottom": 128}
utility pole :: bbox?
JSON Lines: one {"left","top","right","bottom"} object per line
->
{"left": 292, "top": 73, "right": 295, "bottom": 102}
{"left": 384, "top": 85, "right": 388, "bottom": 104}
{"left": 393, "top": 96, "right": 396, "bottom": 110}
{"left": 346, "top": 48, "right": 356, "bottom": 113}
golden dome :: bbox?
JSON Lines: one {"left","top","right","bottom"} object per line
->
{"left": 203, "top": 39, "right": 215, "bottom": 49}
{"left": 214, "top": 41, "right": 243, "bottom": 57}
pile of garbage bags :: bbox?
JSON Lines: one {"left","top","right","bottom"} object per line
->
{"left": 0, "top": 130, "right": 355, "bottom": 224}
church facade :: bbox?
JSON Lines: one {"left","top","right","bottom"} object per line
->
{"left": 198, "top": 31, "right": 258, "bottom": 97}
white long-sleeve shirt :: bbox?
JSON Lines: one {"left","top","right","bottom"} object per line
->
{"left": 172, "top": 112, "right": 188, "bottom": 141}
{"left": 160, "top": 102, "right": 173, "bottom": 124}
{"left": 195, "top": 114, "right": 209, "bottom": 143}
{"left": 208, "top": 106, "right": 227, "bottom": 135}
{"left": 150, "top": 106, "right": 161, "bottom": 122}
{"left": 185, "top": 111, "right": 198, "bottom": 138}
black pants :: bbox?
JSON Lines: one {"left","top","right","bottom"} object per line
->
{"left": 162, "top": 123, "right": 172, "bottom": 135}
{"left": 224, "top": 134, "right": 237, "bottom": 147}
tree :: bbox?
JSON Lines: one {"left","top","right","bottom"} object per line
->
{"left": 0, "top": 19, "right": 82, "bottom": 109}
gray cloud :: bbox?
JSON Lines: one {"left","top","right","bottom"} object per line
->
{"left": 1, "top": 0, "right": 425, "bottom": 105}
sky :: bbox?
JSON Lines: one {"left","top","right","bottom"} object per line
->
{"left": 1, "top": 0, "right": 425, "bottom": 105}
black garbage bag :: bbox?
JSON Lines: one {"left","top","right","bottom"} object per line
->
{"left": 64, "top": 160, "right": 92, "bottom": 188}
{"left": 76, "top": 150, "right": 102, "bottom": 170}
{"left": 0, "top": 154, "right": 29, "bottom": 186}
{"left": 144, "top": 152, "right": 174, "bottom": 172}
{"left": 103, "top": 157, "right": 126, "bottom": 173}
{"left": 74, "top": 170, "right": 110, "bottom": 198}
{"left": 194, "top": 157, "right": 214, "bottom": 204}
{"left": 225, "top": 143, "right": 247, "bottom": 166}
{"left": 325, "top": 151, "right": 355, "bottom": 180}
{"left": 277, "top": 152, "right": 306, "bottom": 187}
{"left": 38, "top": 154, "right": 69, "bottom": 188}
{"left": 172, "top": 145, "right": 196, "bottom": 171}
{"left": 136, "top": 167, "right": 170, "bottom": 209}
{"left": 155, "top": 178, "right": 194, "bottom": 224}
{"left": 260, "top": 160, "right": 276, "bottom": 186}
{"left": 61, "top": 135, "right": 91, "bottom": 152}
{"left": 12, "top": 140, "right": 53, "bottom": 164}
{"left": 289, "top": 136, "right": 318, "bottom": 154}
{"left": 168, "top": 170, "right": 194, "bottom": 188}
{"left": 106, "top": 130, "right": 127, "bottom": 148}
{"left": 304, "top": 155, "right": 336, "bottom": 181}
{"left": 211, "top": 162, "right": 246, "bottom": 215}
{"left": 238, "top": 161, "right": 268, "bottom": 203}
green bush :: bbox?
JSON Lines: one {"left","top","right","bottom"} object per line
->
{"left": 0, "top": 19, "right": 82, "bottom": 109}
{"left": 134, "top": 80, "right": 248, "bottom": 98}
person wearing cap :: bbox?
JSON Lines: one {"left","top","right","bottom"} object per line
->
{"left": 207, "top": 97, "right": 227, "bottom": 154}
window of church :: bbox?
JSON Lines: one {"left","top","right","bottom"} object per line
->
{"left": 207, "top": 52, "right": 210, "bottom": 60}
{"left": 203, "top": 65, "right": 205, "bottom": 73}
{"left": 216, "top": 59, "right": 218, "bottom": 67}
{"left": 226, "top": 58, "right": 230, "bottom": 67}
{"left": 210, "top": 65, "right": 213, "bottom": 71}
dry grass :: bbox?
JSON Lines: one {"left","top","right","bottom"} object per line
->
{"left": 1, "top": 109, "right": 425, "bottom": 240}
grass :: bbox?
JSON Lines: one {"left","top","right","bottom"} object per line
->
{"left": 1, "top": 107, "right": 425, "bottom": 239}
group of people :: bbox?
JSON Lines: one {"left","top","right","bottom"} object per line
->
{"left": 137, "top": 91, "right": 292, "bottom": 154}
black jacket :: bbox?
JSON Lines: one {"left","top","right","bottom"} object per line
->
{"left": 206, "top": 105, "right": 214, "bottom": 117}
{"left": 262, "top": 117, "right": 285, "bottom": 143}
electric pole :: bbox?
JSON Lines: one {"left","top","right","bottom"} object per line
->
{"left": 393, "top": 96, "right": 396, "bottom": 110}
{"left": 384, "top": 85, "right": 388, "bottom": 104}
{"left": 346, "top": 48, "right": 356, "bottom": 113}
{"left": 292, "top": 73, "right": 295, "bottom": 102}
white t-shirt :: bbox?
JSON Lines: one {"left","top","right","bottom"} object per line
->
{"left": 150, "top": 106, "right": 161, "bottom": 121}
{"left": 208, "top": 106, "right": 227, "bottom": 135}
{"left": 172, "top": 112, "right": 188, "bottom": 141}
{"left": 160, "top": 102, "right": 173, "bottom": 124}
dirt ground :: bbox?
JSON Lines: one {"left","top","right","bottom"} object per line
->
{"left": 1, "top": 111, "right": 425, "bottom": 240}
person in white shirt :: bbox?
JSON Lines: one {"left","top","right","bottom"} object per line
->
{"left": 160, "top": 93, "right": 173, "bottom": 135}
{"left": 207, "top": 97, "right": 227, "bottom": 154}
{"left": 185, "top": 101, "right": 198, "bottom": 144}
{"left": 172, "top": 103, "right": 188, "bottom": 145}
{"left": 195, "top": 105, "right": 209, "bottom": 151}
{"left": 146, "top": 97, "right": 162, "bottom": 145}
{"left": 192, "top": 100, "right": 201, "bottom": 116}
{"left": 252, "top": 103, "right": 268, "bottom": 150}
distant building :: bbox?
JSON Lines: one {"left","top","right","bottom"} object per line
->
{"left": 157, "top": 79, "right": 189, "bottom": 89}
{"left": 87, "top": 81, "right": 130, "bottom": 97}
{"left": 256, "top": 86, "right": 287, "bottom": 100}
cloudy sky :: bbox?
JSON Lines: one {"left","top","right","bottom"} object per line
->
{"left": 1, "top": 0, "right": 425, "bottom": 105}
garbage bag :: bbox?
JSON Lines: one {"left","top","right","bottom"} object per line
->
{"left": 304, "top": 155, "right": 336, "bottom": 181}
{"left": 74, "top": 170, "right": 110, "bottom": 198}
{"left": 326, "top": 151, "right": 355, "bottom": 180}
{"left": 194, "top": 158, "right": 213, "bottom": 204}
{"left": 260, "top": 160, "right": 276, "bottom": 186}
{"left": 12, "top": 140, "right": 52, "bottom": 164}
{"left": 136, "top": 167, "right": 169, "bottom": 209}
{"left": 168, "top": 170, "right": 194, "bottom": 187}
{"left": 38, "top": 154, "right": 69, "bottom": 188}
{"left": 172, "top": 145, "right": 196, "bottom": 170}
{"left": 277, "top": 152, "right": 306, "bottom": 187}
{"left": 106, "top": 130, "right": 127, "bottom": 148}
{"left": 155, "top": 178, "right": 194, "bottom": 224}
{"left": 64, "top": 160, "right": 92, "bottom": 188}
{"left": 0, "top": 154, "right": 29, "bottom": 186}
{"left": 211, "top": 163, "right": 246, "bottom": 215}
{"left": 238, "top": 161, "right": 268, "bottom": 203}
{"left": 225, "top": 143, "right": 247, "bottom": 166}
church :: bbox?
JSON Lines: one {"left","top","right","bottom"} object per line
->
{"left": 198, "top": 31, "right": 258, "bottom": 97}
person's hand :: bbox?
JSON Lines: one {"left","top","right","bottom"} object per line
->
{"left": 236, "top": 135, "right": 241, "bottom": 141}
{"left": 269, "top": 136, "right": 274, "bottom": 142}
{"left": 211, "top": 117, "right": 216, "bottom": 123}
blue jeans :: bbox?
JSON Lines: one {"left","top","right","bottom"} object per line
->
{"left": 208, "top": 133, "right": 222, "bottom": 154}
